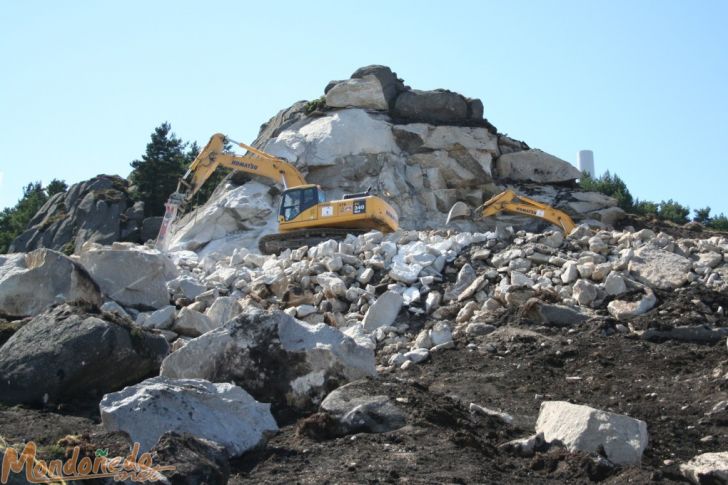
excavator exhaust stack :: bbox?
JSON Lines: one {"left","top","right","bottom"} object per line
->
{"left": 446, "top": 201, "right": 472, "bottom": 225}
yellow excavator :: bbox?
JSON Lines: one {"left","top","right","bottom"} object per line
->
{"left": 156, "top": 133, "right": 399, "bottom": 254}
{"left": 446, "top": 189, "right": 576, "bottom": 234}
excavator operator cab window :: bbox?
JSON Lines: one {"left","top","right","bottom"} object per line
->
{"left": 280, "top": 187, "right": 320, "bottom": 221}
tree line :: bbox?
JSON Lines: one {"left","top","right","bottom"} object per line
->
{"left": 0, "top": 123, "right": 229, "bottom": 253}
{"left": 579, "top": 172, "right": 728, "bottom": 230}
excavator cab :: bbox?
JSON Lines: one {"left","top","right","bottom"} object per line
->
{"left": 279, "top": 185, "right": 325, "bottom": 221}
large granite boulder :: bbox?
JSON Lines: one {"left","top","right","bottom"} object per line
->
{"left": 100, "top": 376, "right": 277, "bottom": 455}
{"left": 160, "top": 308, "right": 376, "bottom": 418}
{"left": 10, "top": 175, "right": 142, "bottom": 254}
{"left": 536, "top": 401, "right": 648, "bottom": 466}
{"left": 495, "top": 149, "right": 582, "bottom": 183}
{"left": 0, "top": 304, "right": 169, "bottom": 405}
{"left": 628, "top": 246, "right": 692, "bottom": 290}
{"left": 0, "top": 249, "right": 101, "bottom": 318}
{"left": 326, "top": 75, "right": 391, "bottom": 111}
{"left": 393, "top": 89, "right": 470, "bottom": 124}
{"left": 78, "top": 243, "right": 177, "bottom": 309}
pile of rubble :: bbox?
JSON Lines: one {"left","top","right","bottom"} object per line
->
{"left": 1, "top": 220, "right": 728, "bottom": 480}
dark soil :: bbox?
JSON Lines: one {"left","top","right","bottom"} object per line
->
{"left": 3, "top": 285, "right": 727, "bottom": 483}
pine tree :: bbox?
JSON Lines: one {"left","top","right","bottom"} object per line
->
{"left": 129, "top": 123, "right": 189, "bottom": 217}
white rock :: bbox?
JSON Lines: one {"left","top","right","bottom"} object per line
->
{"left": 167, "top": 181, "right": 275, "bottom": 254}
{"left": 362, "top": 291, "right": 403, "bottom": 332}
{"left": 402, "top": 287, "right": 420, "bottom": 306}
{"left": 317, "top": 273, "right": 348, "bottom": 298}
{"left": 604, "top": 272, "right": 628, "bottom": 296}
{"left": 0, "top": 249, "right": 102, "bottom": 318}
{"left": 536, "top": 401, "right": 648, "bottom": 466}
{"left": 404, "top": 348, "right": 429, "bottom": 364}
{"left": 264, "top": 109, "right": 400, "bottom": 167}
{"left": 205, "top": 296, "right": 242, "bottom": 327}
{"left": 628, "top": 246, "right": 692, "bottom": 290}
{"left": 296, "top": 304, "right": 318, "bottom": 318}
{"left": 430, "top": 322, "right": 453, "bottom": 346}
{"left": 607, "top": 289, "right": 657, "bottom": 320}
{"left": 100, "top": 301, "right": 131, "bottom": 320}
{"left": 561, "top": 261, "right": 579, "bottom": 284}
{"left": 138, "top": 305, "right": 176, "bottom": 330}
{"left": 357, "top": 268, "right": 374, "bottom": 284}
{"left": 680, "top": 452, "right": 728, "bottom": 485}
{"left": 444, "top": 264, "right": 477, "bottom": 301}
{"left": 325, "top": 75, "right": 389, "bottom": 110}
{"left": 425, "top": 291, "right": 441, "bottom": 314}
{"left": 167, "top": 275, "right": 206, "bottom": 300}
{"left": 99, "top": 376, "right": 277, "bottom": 456}
{"left": 510, "top": 271, "right": 534, "bottom": 288}
{"left": 78, "top": 245, "right": 174, "bottom": 309}
{"left": 173, "top": 307, "right": 215, "bottom": 337}
{"left": 572, "top": 279, "right": 598, "bottom": 306}
{"left": 413, "top": 329, "right": 433, "bottom": 349}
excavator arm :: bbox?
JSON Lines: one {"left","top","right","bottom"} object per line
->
{"left": 178, "top": 133, "right": 306, "bottom": 201}
{"left": 446, "top": 189, "right": 576, "bottom": 234}
{"left": 155, "top": 133, "right": 307, "bottom": 249}
{"left": 479, "top": 190, "right": 576, "bottom": 233}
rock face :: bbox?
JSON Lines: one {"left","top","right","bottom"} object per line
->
{"left": 10, "top": 175, "right": 148, "bottom": 253}
{"left": 78, "top": 244, "right": 176, "bottom": 309}
{"left": 167, "top": 181, "right": 275, "bottom": 255}
{"left": 160, "top": 308, "right": 376, "bottom": 417}
{"left": 99, "top": 376, "right": 278, "bottom": 456}
{"left": 169, "top": 65, "right": 616, "bottom": 253}
{"left": 0, "top": 304, "right": 169, "bottom": 405}
{"left": 0, "top": 249, "right": 101, "bottom": 318}
{"left": 535, "top": 401, "right": 648, "bottom": 466}
{"left": 495, "top": 149, "right": 582, "bottom": 183}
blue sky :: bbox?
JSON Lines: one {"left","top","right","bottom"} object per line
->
{"left": 1, "top": 1, "right": 727, "bottom": 216}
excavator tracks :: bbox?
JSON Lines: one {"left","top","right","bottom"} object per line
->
{"left": 258, "top": 228, "right": 367, "bottom": 255}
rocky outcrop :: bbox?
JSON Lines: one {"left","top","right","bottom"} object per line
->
{"left": 100, "top": 376, "right": 278, "bottom": 455}
{"left": 78, "top": 243, "right": 177, "bottom": 309}
{"left": 9, "top": 175, "right": 151, "bottom": 254}
{"left": 160, "top": 308, "right": 376, "bottom": 417}
{"left": 535, "top": 401, "right": 649, "bottom": 466}
{"left": 0, "top": 249, "right": 101, "bottom": 318}
{"left": 172, "top": 65, "right": 611, "bottom": 253}
{"left": 0, "top": 304, "right": 168, "bottom": 405}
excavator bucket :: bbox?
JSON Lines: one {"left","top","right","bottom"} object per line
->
{"left": 446, "top": 201, "right": 472, "bottom": 225}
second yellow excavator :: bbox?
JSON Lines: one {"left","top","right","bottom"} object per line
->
{"left": 446, "top": 189, "right": 576, "bottom": 234}
{"left": 156, "top": 133, "right": 399, "bottom": 254}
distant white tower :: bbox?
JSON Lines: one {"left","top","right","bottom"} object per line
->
{"left": 577, "top": 150, "right": 595, "bottom": 177}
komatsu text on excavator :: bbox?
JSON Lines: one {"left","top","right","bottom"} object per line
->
{"left": 446, "top": 189, "right": 576, "bottom": 234}
{"left": 155, "top": 133, "right": 399, "bottom": 254}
